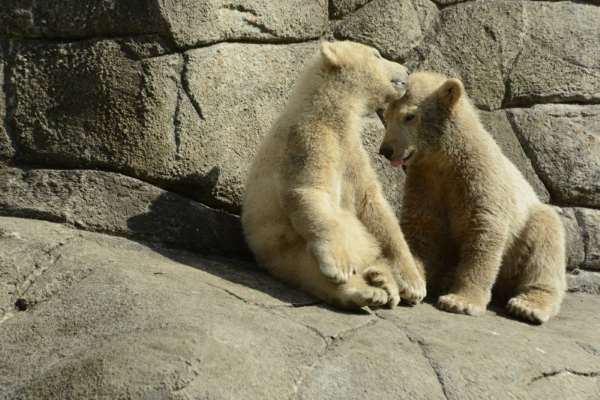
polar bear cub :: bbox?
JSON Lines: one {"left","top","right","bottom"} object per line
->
{"left": 379, "top": 71, "right": 566, "bottom": 323}
{"left": 242, "top": 41, "right": 426, "bottom": 310}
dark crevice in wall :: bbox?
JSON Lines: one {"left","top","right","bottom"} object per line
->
{"left": 502, "top": 96, "right": 600, "bottom": 109}
{"left": 328, "top": 0, "right": 375, "bottom": 20}
{"left": 181, "top": 53, "right": 205, "bottom": 121}
{"left": 431, "top": 1, "right": 473, "bottom": 11}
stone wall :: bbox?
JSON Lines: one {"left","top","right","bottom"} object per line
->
{"left": 0, "top": 0, "right": 598, "bottom": 270}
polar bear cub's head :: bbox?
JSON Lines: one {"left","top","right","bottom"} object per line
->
{"left": 318, "top": 41, "right": 409, "bottom": 111}
{"left": 378, "top": 71, "right": 465, "bottom": 168}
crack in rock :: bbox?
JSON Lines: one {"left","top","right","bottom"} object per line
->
{"left": 577, "top": 342, "right": 600, "bottom": 358}
{"left": 221, "top": 4, "right": 277, "bottom": 37}
{"left": 504, "top": 110, "right": 555, "bottom": 202}
{"left": 172, "top": 87, "right": 183, "bottom": 159}
{"left": 181, "top": 53, "right": 206, "bottom": 121}
{"left": 406, "top": 333, "right": 452, "bottom": 400}
{"left": 290, "top": 317, "right": 380, "bottom": 400}
{"left": 199, "top": 280, "right": 318, "bottom": 310}
{"left": 16, "top": 237, "right": 73, "bottom": 299}
{"left": 530, "top": 369, "right": 600, "bottom": 384}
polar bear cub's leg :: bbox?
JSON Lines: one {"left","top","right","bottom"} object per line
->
{"left": 502, "top": 205, "right": 566, "bottom": 324}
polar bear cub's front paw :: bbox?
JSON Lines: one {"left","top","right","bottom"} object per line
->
{"left": 364, "top": 266, "right": 400, "bottom": 309}
{"left": 393, "top": 263, "right": 426, "bottom": 305}
{"left": 310, "top": 241, "right": 356, "bottom": 284}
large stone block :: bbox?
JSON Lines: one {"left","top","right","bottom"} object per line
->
{"left": 479, "top": 110, "right": 549, "bottom": 202}
{"left": 0, "top": 167, "right": 249, "bottom": 257}
{"left": 505, "top": 1, "right": 600, "bottom": 107}
{"left": 2, "top": 216, "right": 600, "bottom": 400}
{"left": 0, "top": 0, "right": 328, "bottom": 49}
{"left": 413, "top": 1, "right": 600, "bottom": 110}
{"left": 158, "top": 0, "right": 329, "bottom": 48}
{"left": 507, "top": 105, "right": 600, "bottom": 209}
{"left": 412, "top": 0, "right": 526, "bottom": 110}
{"left": 10, "top": 37, "right": 180, "bottom": 182}
{"left": 334, "top": 0, "right": 438, "bottom": 61}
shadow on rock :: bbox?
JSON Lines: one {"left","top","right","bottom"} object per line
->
{"left": 126, "top": 191, "right": 251, "bottom": 258}
{"left": 127, "top": 192, "right": 319, "bottom": 306}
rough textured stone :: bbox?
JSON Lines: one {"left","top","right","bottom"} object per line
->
{"left": 505, "top": 1, "right": 600, "bottom": 107}
{"left": 577, "top": 208, "right": 600, "bottom": 271}
{"left": 0, "top": 1, "right": 328, "bottom": 49}
{"left": 181, "top": 42, "right": 316, "bottom": 210}
{"left": 412, "top": 1, "right": 600, "bottom": 110}
{"left": 377, "top": 296, "right": 600, "bottom": 400}
{"left": 556, "top": 207, "right": 586, "bottom": 271}
{"left": 1, "top": 217, "right": 599, "bottom": 400}
{"left": 412, "top": 0, "right": 525, "bottom": 110}
{"left": 568, "top": 270, "right": 600, "bottom": 296}
{"left": 479, "top": 110, "right": 549, "bottom": 202}
{"left": 159, "top": 0, "right": 329, "bottom": 48}
{"left": 35, "top": 0, "right": 161, "bottom": 39}
{"left": 334, "top": 0, "right": 438, "bottom": 61}
{"left": 8, "top": 39, "right": 404, "bottom": 214}
{"left": 329, "top": 0, "right": 372, "bottom": 19}
{"left": 507, "top": 105, "right": 600, "bottom": 209}
{"left": 0, "top": 167, "right": 249, "bottom": 257}
{"left": 0, "top": 42, "right": 14, "bottom": 161}
{"left": 10, "top": 37, "right": 181, "bottom": 182}
{"left": 0, "top": 0, "right": 35, "bottom": 36}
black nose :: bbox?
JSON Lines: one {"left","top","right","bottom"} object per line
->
{"left": 379, "top": 146, "right": 393, "bottom": 160}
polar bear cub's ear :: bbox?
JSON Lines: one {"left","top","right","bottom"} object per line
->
{"left": 437, "top": 78, "right": 463, "bottom": 109}
{"left": 320, "top": 41, "right": 345, "bottom": 67}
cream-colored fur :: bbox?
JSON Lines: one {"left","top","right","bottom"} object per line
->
{"left": 242, "top": 41, "right": 426, "bottom": 310}
{"left": 380, "top": 71, "right": 566, "bottom": 323}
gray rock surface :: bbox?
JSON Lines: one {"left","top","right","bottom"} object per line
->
{"left": 0, "top": 167, "right": 249, "bottom": 257}
{"left": 568, "top": 270, "right": 600, "bottom": 296}
{"left": 412, "top": 0, "right": 526, "bottom": 110}
{"left": 8, "top": 38, "right": 404, "bottom": 213}
{"left": 0, "top": 1, "right": 328, "bottom": 49}
{"left": 0, "top": 217, "right": 599, "bottom": 400}
{"left": 557, "top": 207, "right": 586, "bottom": 271}
{"left": 505, "top": 1, "right": 600, "bottom": 107}
{"left": 479, "top": 110, "right": 549, "bottom": 202}
{"left": 577, "top": 208, "right": 600, "bottom": 271}
{"left": 0, "top": 42, "right": 13, "bottom": 162}
{"left": 334, "top": 0, "right": 438, "bottom": 61}
{"left": 507, "top": 105, "right": 600, "bottom": 209}
{"left": 10, "top": 36, "right": 180, "bottom": 183}
{"left": 329, "top": 0, "right": 372, "bottom": 19}
{"left": 180, "top": 42, "right": 317, "bottom": 210}
{"left": 159, "top": 0, "right": 329, "bottom": 48}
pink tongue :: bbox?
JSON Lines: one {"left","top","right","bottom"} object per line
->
{"left": 390, "top": 159, "right": 404, "bottom": 168}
